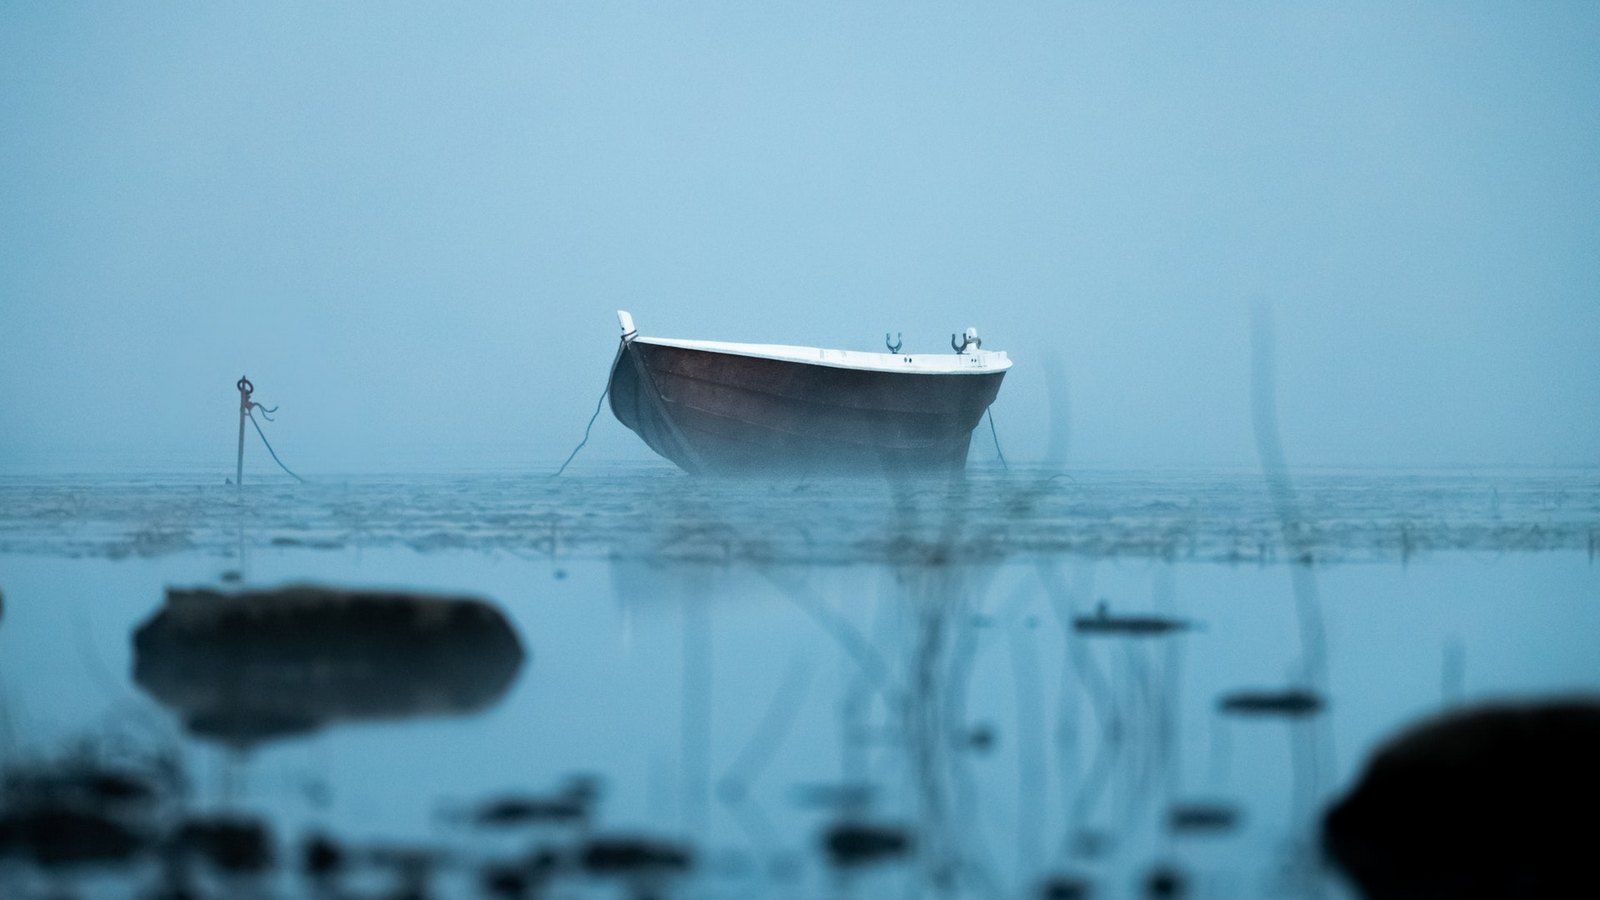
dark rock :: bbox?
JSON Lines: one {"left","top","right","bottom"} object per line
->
{"left": 132, "top": 584, "right": 525, "bottom": 748}
{"left": 85, "top": 771, "right": 159, "bottom": 806}
{"left": 1323, "top": 698, "right": 1600, "bottom": 899}
{"left": 1074, "top": 603, "right": 1192, "bottom": 637}
{"left": 1039, "top": 873, "right": 1093, "bottom": 899}
{"left": 302, "top": 832, "right": 344, "bottom": 877}
{"left": 580, "top": 836, "right": 692, "bottom": 875}
{"left": 1143, "top": 864, "right": 1186, "bottom": 898}
{"left": 1218, "top": 688, "right": 1324, "bottom": 717}
{"left": 481, "top": 862, "right": 531, "bottom": 898}
{"left": 176, "top": 816, "right": 274, "bottom": 872}
{"left": 1167, "top": 801, "right": 1241, "bottom": 834}
{"left": 821, "top": 822, "right": 912, "bottom": 868}
{"left": 476, "top": 795, "right": 586, "bottom": 826}
{"left": 0, "top": 807, "right": 146, "bottom": 866}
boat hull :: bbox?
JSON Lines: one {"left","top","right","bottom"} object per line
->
{"left": 608, "top": 339, "right": 1006, "bottom": 475}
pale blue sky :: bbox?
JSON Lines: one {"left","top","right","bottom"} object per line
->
{"left": 2, "top": 3, "right": 1596, "bottom": 473}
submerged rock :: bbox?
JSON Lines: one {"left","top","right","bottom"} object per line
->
{"left": 1038, "top": 873, "right": 1093, "bottom": 899}
{"left": 132, "top": 584, "right": 525, "bottom": 747}
{"left": 473, "top": 790, "right": 590, "bottom": 828}
{"left": 1073, "top": 603, "right": 1192, "bottom": 637}
{"left": 1142, "top": 864, "right": 1187, "bottom": 898}
{"left": 821, "top": 822, "right": 913, "bottom": 868}
{"left": 579, "top": 836, "right": 692, "bottom": 874}
{"left": 1167, "top": 801, "right": 1241, "bottom": 835}
{"left": 0, "top": 751, "right": 173, "bottom": 869}
{"left": 176, "top": 815, "right": 274, "bottom": 872}
{"left": 301, "top": 831, "right": 345, "bottom": 877}
{"left": 1323, "top": 699, "right": 1600, "bottom": 899}
{"left": 1217, "top": 688, "right": 1324, "bottom": 718}
{"left": 0, "top": 807, "right": 147, "bottom": 867}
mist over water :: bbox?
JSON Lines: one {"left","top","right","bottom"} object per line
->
{"left": 2, "top": 3, "right": 1599, "bottom": 474}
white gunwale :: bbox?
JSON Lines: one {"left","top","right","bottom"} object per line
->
{"left": 634, "top": 336, "right": 1012, "bottom": 375}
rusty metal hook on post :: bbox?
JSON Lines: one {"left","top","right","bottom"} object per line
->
{"left": 234, "top": 375, "right": 303, "bottom": 488}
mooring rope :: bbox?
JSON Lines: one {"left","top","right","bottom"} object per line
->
{"left": 987, "top": 408, "right": 1009, "bottom": 471}
{"left": 553, "top": 382, "right": 610, "bottom": 477}
{"left": 247, "top": 409, "right": 306, "bottom": 483}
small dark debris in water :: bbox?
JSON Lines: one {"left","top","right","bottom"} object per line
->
{"left": 1167, "top": 801, "right": 1241, "bottom": 834}
{"left": 302, "top": 832, "right": 344, "bottom": 877}
{"left": 268, "top": 536, "right": 344, "bottom": 550}
{"left": 1074, "top": 602, "right": 1192, "bottom": 637}
{"left": 0, "top": 808, "right": 147, "bottom": 866}
{"left": 89, "top": 771, "right": 157, "bottom": 806}
{"left": 527, "top": 846, "right": 563, "bottom": 874}
{"left": 5, "top": 764, "right": 160, "bottom": 811}
{"left": 553, "top": 568, "right": 568, "bottom": 580}
{"left": 1218, "top": 688, "right": 1324, "bottom": 717}
{"left": 219, "top": 570, "right": 242, "bottom": 583}
{"left": 1072, "top": 829, "right": 1112, "bottom": 858}
{"left": 965, "top": 722, "right": 998, "bottom": 752}
{"left": 789, "top": 782, "right": 875, "bottom": 810}
{"left": 176, "top": 816, "right": 274, "bottom": 872}
{"left": 473, "top": 792, "right": 589, "bottom": 827}
{"left": 468, "top": 775, "right": 599, "bottom": 828}
{"left": 482, "top": 861, "right": 535, "bottom": 898}
{"left": 580, "top": 836, "right": 692, "bottom": 874}
{"left": 1324, "top": 699, "right": 1600, "bottom": 900}
{"left": 1039, "top": 873, "right": 1093, "bottom": 899}
{"left": 1143, "top": 864, "right": 1187, "bottom": 898}
{"left": 822, "top": 822, "right": 912, "bottom": 868}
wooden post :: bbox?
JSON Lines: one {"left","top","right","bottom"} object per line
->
{"left": 236, "top": 376, "right": 252, "bottom": 491}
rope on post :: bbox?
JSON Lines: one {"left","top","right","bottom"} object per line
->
{"left": 234, "top": 375, "right": 306, "bottom": 485}
{"left": 247, "top": 409, "right": 306, "bottom": 483}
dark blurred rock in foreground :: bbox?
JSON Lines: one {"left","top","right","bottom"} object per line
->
{"left": 132, "top": 584, "right": 525, "bottom": 747}
{"left": 1324, "top": 698, "right": 1600, "bottom": 899}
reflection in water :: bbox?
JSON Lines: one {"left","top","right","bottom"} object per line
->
{"left": 132, "top": 585, "right": 524, "bottom": 747}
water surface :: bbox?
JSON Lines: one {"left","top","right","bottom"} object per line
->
{"left": 0, "top": 465, "right": 1595, "bottom": 898}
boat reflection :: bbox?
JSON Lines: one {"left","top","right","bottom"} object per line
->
{"left": 131, "top": 584, "right": 525, "bottom": 748}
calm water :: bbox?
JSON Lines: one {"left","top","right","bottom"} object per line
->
{"left": 0, "top": 465, "right": 1596, "bottom": 898}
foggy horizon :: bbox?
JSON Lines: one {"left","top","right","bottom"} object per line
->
{"left": 3, "top": 4, "right": 1597, "bottom": 476}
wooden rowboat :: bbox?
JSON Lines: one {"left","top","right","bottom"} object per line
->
{"left": 607, "top": 311, "right": 1010, "bottom": 475}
